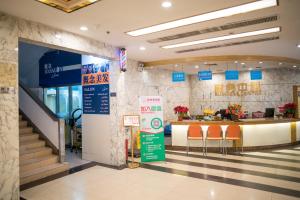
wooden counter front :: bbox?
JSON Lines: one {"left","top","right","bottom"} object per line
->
{"left": 169, "top": 118, "right": 300, "bottom": 126}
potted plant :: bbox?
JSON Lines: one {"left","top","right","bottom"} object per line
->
{"left": 283, "top": 103, "right": 297, "bottom": 118}
{"left": 226, "top": 104, "right": 243, "bottom": 121}
{"left": 174, "top": 106, "right": 189, "bottom": 121}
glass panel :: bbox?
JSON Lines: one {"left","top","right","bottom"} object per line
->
{"left": 43, "top": 87, "right": 57, "bottom": 113}
{"left": 71, "top": 85, "right": 82, "bottom": 125}
{"left": 71, "top": 85, "right": 82, "bottom": 111}
{"left": 58, "top": 86, "right": 69, "bottom": 118}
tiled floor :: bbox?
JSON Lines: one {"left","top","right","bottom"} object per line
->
{"left": 65, "top": 148, "right": 90, "bottom": 168}
{"left": 21, "top": 146, "right": 300, "bottom": 200}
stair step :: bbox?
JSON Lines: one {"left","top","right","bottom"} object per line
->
{"left": 20, "top": 127, "right": 33, "bottom": 134}
{"left": 20, "top": 163, "right": 69, "bottom": 185}
{"left": 20, "top": 133, "right": 39, "bottom": 143}
{"left": 20, "top": 155, "right": 58, "bottom": 173}
{"left": 19, "top": 121, "right": 28, "bottom": 128}
{"left": 20, "top": 147, "right": 52, "bottom": 161}
{"left": 20, "top": 140, "right": 45, "bottom": 151}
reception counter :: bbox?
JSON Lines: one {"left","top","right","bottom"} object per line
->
{"left": 170, "top": 118, "right": 300, "bottom": 150}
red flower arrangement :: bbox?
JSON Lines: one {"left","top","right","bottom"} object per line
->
{"left": 283, "top": 103, "right": 297, "bottom": 115}
{"left": 174, "top": 106, "right": 189, "bottom": 115}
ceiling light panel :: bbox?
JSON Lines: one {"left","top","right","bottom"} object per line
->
{"left": 175, "top": 36, "right": 279, "bottom": 53}
{"left": 163, "top": 27, "right": 280, "bottom": 49}
{"left": 126, "top": 0, "right": 278, "bottom": 36}
{"left": 147, "top": 15, "right": 278, "bottom": 43}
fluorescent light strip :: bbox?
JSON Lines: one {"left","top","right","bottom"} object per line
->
{"left": 126, "top": 0, "right": 277, "bottom": 36}
{"left": 162, "top": 27, "right": 280, "bottom": 49}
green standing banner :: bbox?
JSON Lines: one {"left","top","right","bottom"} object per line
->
{"left": 139, "top": 96, "right": 165, "bottom": 162}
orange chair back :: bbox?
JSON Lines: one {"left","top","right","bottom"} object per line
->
{"left": 226, "top": 125, "right": 241, "bottom": 139}
{"left": 188, "top": 125, "right": 203, "bottom": 138}
{"left": 207, "top": 125, "right": 222, "bottom": 138}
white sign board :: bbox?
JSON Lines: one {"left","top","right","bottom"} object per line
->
{"left": 123, "top": 115, "right": 140, "bottom": 127}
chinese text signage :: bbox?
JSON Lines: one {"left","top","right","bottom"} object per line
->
{"left": 250, "top": 70, "right": 262, "bottom": 80}
{"left": 82, "top": 63, "right": 110, "bottom": 114}
{"left": 198, "top": 70, "right": 212, "bottom": 80}
{"left": 225, "top": 70, "right": 239, "bottom": 80}
{"left": 139, "top": 96, "right": 165, "bottom": 162}
{"left": 123, "top": 115, "right": 140, "bottom": 127}
{"left": 172, "top": 72, "right": 185, "bottom": 82}
{"left": 215, "top": 82, "right": 261, "bottom": 96}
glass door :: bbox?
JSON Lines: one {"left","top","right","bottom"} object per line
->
{"left": 57, "top": 86, "right": 69, "bottom": 118}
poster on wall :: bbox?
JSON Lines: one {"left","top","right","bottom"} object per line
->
{"left": 139, "top": 96, "right": 165, "bottom": 162}
{"left": 82, "top": 63, "right": 110, "bottom": 114}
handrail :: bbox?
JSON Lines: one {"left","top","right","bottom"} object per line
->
{"left": 19, "top": 81, "right": 58, "bottom": 121}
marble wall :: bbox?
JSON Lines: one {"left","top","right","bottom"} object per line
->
{"left": 0, "top": 11, "right": 122, "bottom": 199}
{"left": 190, "top": 68, "right": 300, "bottom": 115}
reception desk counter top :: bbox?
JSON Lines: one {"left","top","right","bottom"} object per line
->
{"left": 170, "top": 118, "right": 300, "bottom": 149}
{"left": 170, "top": 118, "right": 300, "bottom": 125}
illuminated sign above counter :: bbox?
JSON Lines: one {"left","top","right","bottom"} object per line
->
{"left": 198, "top": 70, "right": 212, "bottom": 80}
{"left": 172, "top": 72, "right": 185, "bottom": 82}
{"left": 250, "top": 70, "right": 263, "bottom": 80}
{"left": 225, "top": 70, "right": 239, "bottom": 80}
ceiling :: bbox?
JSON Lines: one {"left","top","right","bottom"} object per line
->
{"left": 0, "top": 0, "right": 300, "bottom": 62}
{"left": 153, "top": 60, "right": 300, "bottom": 74}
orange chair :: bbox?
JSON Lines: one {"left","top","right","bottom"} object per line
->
{"left": 206, "top": 125, "right": 223, "bottom": 154}
{"left": 187, "top": 125, "right": 204, "bottom": 155}
{"left": 225, "top": 125, "right": 243, "bottom": 154}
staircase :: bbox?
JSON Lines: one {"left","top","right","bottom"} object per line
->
{"left": 19, "top": 114, "right": 69, "bottom": 185}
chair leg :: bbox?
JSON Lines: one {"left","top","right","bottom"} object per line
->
{"left": 205, "top": 140, "right": 207, "bottom": 155}
{"left": 186, "top": 140, "right": 189, "bottom": 156}
{"left": 202, "top": 140, "right": 204, "bottom": 156}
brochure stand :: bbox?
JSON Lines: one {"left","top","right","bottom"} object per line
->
{"left": 123, "top": 115, "right": 140, "bottom": 169}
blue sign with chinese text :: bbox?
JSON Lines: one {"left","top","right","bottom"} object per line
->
{"left": 250, "top": 70, "right": 262, "bottom": 80}
{"left": 225, "top": 70, "right": 239, "bottom": 80}
{"left": 172, "top": 72, "right": 185, "bottom": 82}
{"left": 82, "top": 63, "right": 110, "bottom": 114}
{"left": 198, "top": 71, "right": 212, "bottom": 80}
{"left": 39, "top": 50, "right": 81, "bottom": 87}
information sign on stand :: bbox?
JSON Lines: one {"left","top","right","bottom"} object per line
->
{"left": 139, "top": 96, "right": 165, "bottom": 162}
{"left": 123, "top": 115, "right": 140, "bottom": 169}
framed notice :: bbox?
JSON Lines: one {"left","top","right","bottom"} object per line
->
{"left": 123, "top": 115, "right": 140, "bottom": 127}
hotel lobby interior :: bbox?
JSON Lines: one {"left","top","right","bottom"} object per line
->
{"left": 0, "top": 0, "right": 300, "bottom": 200}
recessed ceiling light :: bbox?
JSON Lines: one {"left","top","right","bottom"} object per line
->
{"left": 259, "top": 61, "right": 263, "bottom": 64}
{"left": 279, "top": 62, "right": 282, "bottom": 65}
{"left": 126, "top": 0, "right": 277, "bottom": 36}
{"left": 297, "top": 44, "right": 300, "bottom": 48}
{"left": 234, "top": 61, "right": 238, "bottom": 64}
{"left": 161, "top": 1, "right": 172, "bottom": 8}
{"left": 14, "top": 47, "right": 18, "bottom": 51}
{"left": 204, "top": 62, "right": 207, "bottom": 65}
{"left": 175, "top": 64, "right": 178, "bottom": 67}
{"left": 162, "top": 27, "right": 280, "bottom": 49}
{"left": 139, "top": 46, "right": 146, "bottom": 50}
{"left": 80, "top": 26, "right": 88, "bottom": 31}
{"left": 55, "top": 34, "right": 61, "bottom": 39}
{"left": 195, "top": 65, "right": 199, "bottom": 69}
{"left": 248, "top": 68, "right": 253, "bottom": 70}
{"left": 241, "top": 62, "right": 245, "bottom": 65}
{"left": 293, "top": 65, "right": 297, "bottom": 68}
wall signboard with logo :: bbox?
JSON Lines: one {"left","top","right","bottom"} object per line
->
{"left": 39, "top": 50, "right": 82, "bottom": 87}
{"left": 82, "top": 63, "right": 110, "bottom": 114}
{"left": 172, "top": 72, "right": 185, "bottom": 82}
{"left": 139, "top": 96, "right": 165, "bottom": 162}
